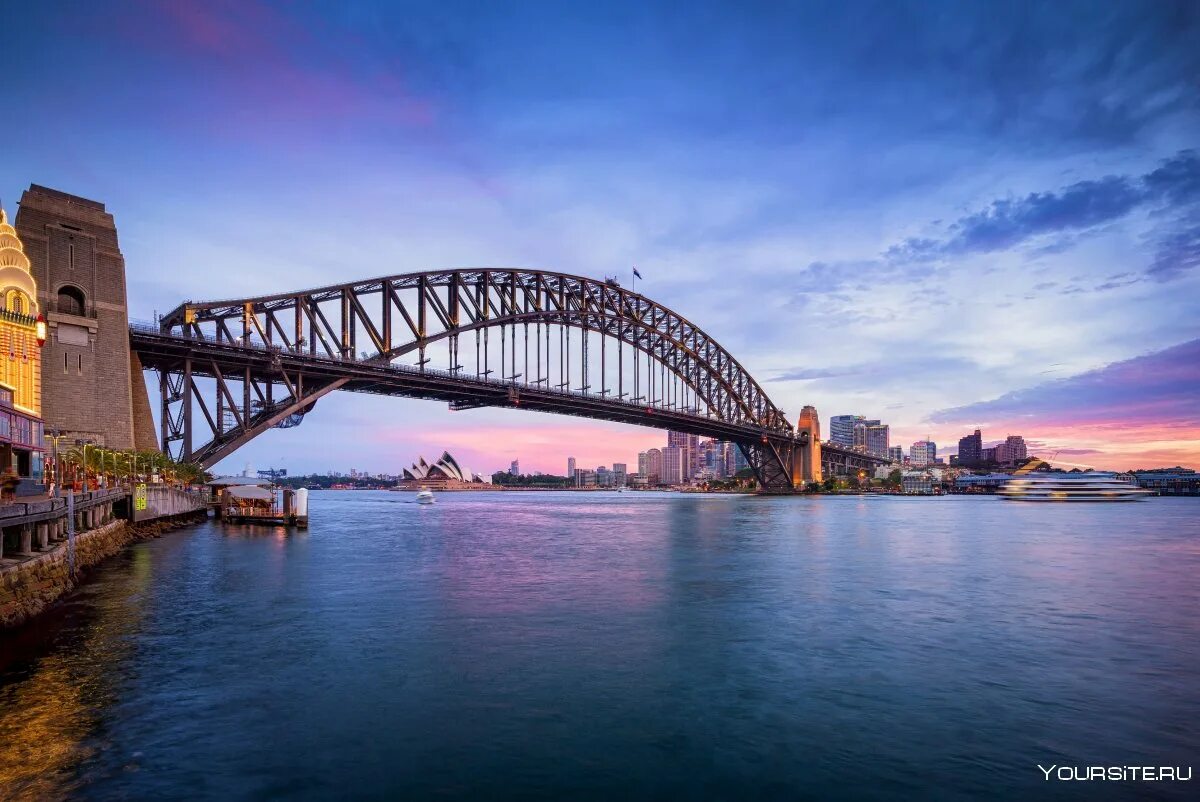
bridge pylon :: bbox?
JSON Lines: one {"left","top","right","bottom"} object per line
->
{"left": 793, "top": 405, "right": 823, "bottom": 487}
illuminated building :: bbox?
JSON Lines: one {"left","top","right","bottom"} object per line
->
{"left": 0, "top": 205, "right": 46, "bottom": 484}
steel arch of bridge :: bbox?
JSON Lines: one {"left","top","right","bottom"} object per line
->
{"left": 145, "top": 268, "right": 802, "bottom": 488}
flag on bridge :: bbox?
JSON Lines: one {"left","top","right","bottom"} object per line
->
{"left": 632, "top": 267, "right": 643, "bottom": 279}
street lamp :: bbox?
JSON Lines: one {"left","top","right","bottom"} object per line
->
{"left": 45, "top": 429, "right": 71, "bottom": 497}
{"left": 75, "top": 439, "right": 94, "bottom": 492}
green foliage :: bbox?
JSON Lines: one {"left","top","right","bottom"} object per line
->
{"left": 491, "top": 472, "right": 572, "bottom": 487}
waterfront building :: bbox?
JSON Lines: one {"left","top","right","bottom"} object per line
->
{"left": 888, "top": 446, "right": 904, "bottom": 464}
{"left": 567, "top": 456, "right": 576, "bottom": 478}
{"left": 910, "top": 440, "right": 936, "bottom": 467}
{"left": 510, "top": 459, "right": 520, "bottom": 475}
{"left": 574, "top": 469, "right": 597, "bottom": 487}
{"left": 1130, "top": 468, "right": 1200, "bottom": 496}
{"left": 829, "top": 415, "right": 865, "bottom": 447}
{"left": 0, "top": 206, "right": 47, "bottom": 488}
{"left": 637, "top": 451, "right": 648, "bottom": 476}
{"left": 901, "top": 471, "right": 935, "bottom": 494}
{"left": 398, "top": 451, "right": 490, "bottom": 488}
{"left": 957, "top": 429, "right": 983, "bottom": 465}
{"left": 661, "top": 446, "right": 684, "bottom": 485}
{"left": 644, "top": 448, "right": 662, "bottom": 485}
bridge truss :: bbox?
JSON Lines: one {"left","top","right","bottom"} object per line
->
{"left": 139, "top": 269, "right": 815, "bottom": 489}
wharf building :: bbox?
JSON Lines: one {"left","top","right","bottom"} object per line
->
{"left": 0, "top": 205, "right": 47, "bottom": 489}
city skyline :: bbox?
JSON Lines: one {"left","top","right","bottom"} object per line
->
{"left": 2, "top": 2, "right": 1197, "bottom": 473}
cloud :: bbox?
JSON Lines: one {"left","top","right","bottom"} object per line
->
{"left": 930, "top": 338, "right": 1200, "bottom": 429}
{"left": 769, "top": 367, "right": 858, "bottom": 382}
{"left": 886, "top": 150, "right": 1200, "bottom": 275}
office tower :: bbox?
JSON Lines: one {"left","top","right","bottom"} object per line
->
{"left": 957, "top": 430, "right": 983, "bottom": 465}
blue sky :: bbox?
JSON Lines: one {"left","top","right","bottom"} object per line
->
{"left": 3, "top": 0, "right": 1198, "bottom": 473}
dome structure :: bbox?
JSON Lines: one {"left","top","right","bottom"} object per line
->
{"left": 0, "top": 206, "right": 37, "bottom": 315}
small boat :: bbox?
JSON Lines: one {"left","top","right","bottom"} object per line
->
{"left": 415, "top": 488, "right": 436, "bottom": 505}
{"left": 998, "top": 472, "right": 1150, "bottom": 502}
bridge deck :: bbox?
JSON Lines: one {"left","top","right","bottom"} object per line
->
{"left": 130, "top": 327, "right": 783, "bottom": 446}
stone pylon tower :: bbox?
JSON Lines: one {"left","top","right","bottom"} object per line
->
{"left": 15, "top": 185, "right": 157, "bottom": 450}
{"left": 794, "top": 405, "right": 823, "bottom": 485}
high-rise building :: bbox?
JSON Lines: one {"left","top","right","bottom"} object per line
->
{"left": 910, "top": 440, "right": 936, "bottom": 467}
{"left": 888, "top": 446, "right": 904, "bottom": 463}
{"left": 612, "top": 462, "right": 627, "bottom": 486}
{"left": 567, "top": 457, "right": 576, "bottom": 478}
{"left": 864, "top": 423, "right": 889, "bottom": 458}
{"left": 667, "top": 431, "right": 699, "bottom": 480}
{"left": 509, "top": 459, "right": 520, "bottom": 475}
{"left": 957, "top": 430, "right": 983, "bottom": 465}
{"left": 661, "top": 446, "right": 684, "bottom": 485}
{"left": 637, "top": 451, "right": 648, "bottom": 476}
{"left": 993, "top": 435, "right": 1027, "bottom": 465}
{"left": 645, "top": 448, "right": 662, "bottom": 485}
{"left": 830, "top": 415, "right": 865, "bottom": 447}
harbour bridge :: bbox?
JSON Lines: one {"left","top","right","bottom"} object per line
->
{"left": 130, "top": 269, "right": 885, "bottom": 492}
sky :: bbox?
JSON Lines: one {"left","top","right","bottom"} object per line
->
{"left": 2, "top": 0, "right": 1198, "bottom": 475}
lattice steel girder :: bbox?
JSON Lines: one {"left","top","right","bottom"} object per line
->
{"left": 133, "top": 327, "right": 798, "bottom": 478}
{"left": 159, "top": 269, "right": 792, "bottom": 435}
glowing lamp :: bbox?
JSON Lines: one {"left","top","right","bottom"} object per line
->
{"left": 36, "top": 314, "right": 47, "bottom": 347}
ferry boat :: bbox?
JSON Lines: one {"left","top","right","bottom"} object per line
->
{"left": 415, "top": 488, "right": 436, "bottom": 505}
{"left": 998, "top": 472, "right": 1150, "bottom": 502}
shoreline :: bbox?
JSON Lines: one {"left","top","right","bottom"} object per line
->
{"left": 0, "top": 510, "right": 207, "bottom": 631}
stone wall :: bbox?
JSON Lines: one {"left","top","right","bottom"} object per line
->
{"left": 0, "top": 520, "right": 129, "bottom": 629}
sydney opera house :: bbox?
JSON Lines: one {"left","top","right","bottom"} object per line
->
{"left": 397, "top": 451, "right": 492, "bottom": 489}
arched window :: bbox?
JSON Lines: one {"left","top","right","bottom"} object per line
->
{"left": 58, "top": 286, "right": 86, "bottom": 316}
{"left": 6, "top": 290, "right": 27, "bottom": 315}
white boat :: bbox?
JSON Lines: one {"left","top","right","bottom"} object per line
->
{"left": 415, "top": 488, "right": 436, "bottom": 505}
{"left": 998, "top": 472, "right": 1150, "bottom": 502}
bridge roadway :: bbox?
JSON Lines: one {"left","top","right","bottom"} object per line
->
{"left": 131, "top": 325, "right": 781, "bottom": 445}
{"left": 130, "top": 325, "right": 884, "bottom": 486}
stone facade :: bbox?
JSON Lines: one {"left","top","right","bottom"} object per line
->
{"left": 14, "top": 185, "right": 157, "bottom": 450}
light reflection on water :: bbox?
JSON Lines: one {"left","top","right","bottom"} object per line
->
{"left": 1, "top": 492, "right": 1197, "bottom": 800}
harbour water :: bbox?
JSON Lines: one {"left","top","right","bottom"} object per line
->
{"left": 2, "top": 492, "right": 1197, "bottom": 800}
